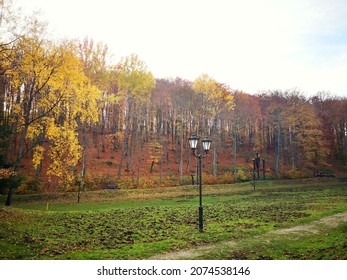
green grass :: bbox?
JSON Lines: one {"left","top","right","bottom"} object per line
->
{"left": 0, "top": 178, "right": 346, "bottom": 259}
{"left": 201, "top": 224, "right": 347, "bottom": 260}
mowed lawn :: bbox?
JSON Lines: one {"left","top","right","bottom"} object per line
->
{"left": 0, "top": 178, "right": 346, "bottom": 260}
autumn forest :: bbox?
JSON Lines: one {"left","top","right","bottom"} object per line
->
{"left": 1, "top": 2, "right": 347, "bottom": 201}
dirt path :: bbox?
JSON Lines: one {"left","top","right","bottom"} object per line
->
{"left": 150, "top": 211, "right": 347, "bottom": 260}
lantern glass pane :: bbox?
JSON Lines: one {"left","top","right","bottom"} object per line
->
{"left": 202, "top": 138, "right": 211, "bottom": 152}
{"left": 189, "top": 135, "right": 199, "bottom": 149}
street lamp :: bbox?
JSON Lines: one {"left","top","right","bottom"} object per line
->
{"left": 188, "top": 134, "right": 212, "bottom": 232}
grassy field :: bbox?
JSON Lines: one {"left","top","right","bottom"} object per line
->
{"left": 0, "top": 178, "right": 346, "bottom": 260}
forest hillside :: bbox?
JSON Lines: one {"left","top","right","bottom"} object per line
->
{"left": 1, "top": 2, "right": 347, "bottom": 195}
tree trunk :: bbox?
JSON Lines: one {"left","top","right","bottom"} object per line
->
{"left": 213, "top": 145, "right": 218, "bottom": 177}
{"left": 118, "top": 98, "right": 132, "bottom": 178}
{"left": 232, "top": 130, "right": 238, "bottom": 179}
{"left": 150, "top": 161, "right": 155, "bottom": 173}
{"left": 137, "top": 127, "right": 144, "bottom": 183}
{"left": 0, "top": 72, "right": 5, "bottom": 123}
{"left": 160, "top": 139, "right": 163, "bottom": 184}
{"left": 5, "top": 186, "right": 14, "bottom": 206}
{"left": 179, "top": 125, "right": 184, "bottom": 182}
{"left": 274, "top": 126, "right": 281, "bottom": 179}
{"left": 14, "top": 124, "right": 29, "bottom": 172}
{"left": 129, "top": 124, "right": 137, "bottom": 181}
{"left": 78, "top": 124, "right": 87, "bottom": 203}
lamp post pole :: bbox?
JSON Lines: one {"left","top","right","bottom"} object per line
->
{"left": 198, "top": 155, "right": 203, "bottom": 232}
{"left": 189, "top": 135, "right": 212, "bottom": 232}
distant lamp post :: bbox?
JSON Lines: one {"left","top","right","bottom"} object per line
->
{"left": 188, "top": 134, "right": 212, "bottom": 232}
{"left": 253, "top": 151, "right": 266, "bottom": 189}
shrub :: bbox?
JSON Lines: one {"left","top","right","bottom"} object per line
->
{"left": 218, "top": 172, "right": 235, "bottom": 184}
{"left": 180, "top": 176, "right": 192, "bottom": 186}
{"left": 137, "top": 177, "right": 156, "bottom": 189}
{"left": 219, "top": 165, "right": 235, "bottom": 173}
{"left": 89, "top": 175, "right": 118, "bottom": 190}
{"left": 160, "top": 176, "right": 181, "bottom": 188}
{"left": 16, "top": 177, "right": 41, "bottom": 194}
{"left": 234, "top": 167, "right": 252, "bottom": 182}
{"left": 282, "top": 170, "right": 310, "bottom": 179}
{"left": 0, "top": 169, "right": 24, "bottom": 197}
{"left": 202, "top": 174, "right": 218, "bottom": 185}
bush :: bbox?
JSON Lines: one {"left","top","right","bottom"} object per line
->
{"left": 159, "top": 176, "right": 180, "bottom": 188}
{"left": 16, "top": 177, "right": 41, "bottom": 194}
{"left": 218, "top": 172, "right": 235, "bottom": 184}
{"left": 234, "top": 167, "right": 252, "bottom": 182}
{"left": 0, "top": 170, "right": 24, "bottom": 200}
{"left": 137, "top": 177, "right": 156, "bottom": 189}
{"left": 90, "top": 175, "right": 120, "bottom": 190}
{"left": 202, "top": 174, "right": 219, "bottom": 185}
{"left": 219, "top": 165, "right": 235, "bottom": 173}
{"left": 282, "top": 170, "right": 310, "bottom": 179}
{"left": 263, "top": 171, "right": 275, "bottom": 180}
{"left": 181, "top": 175, "right": 191, "bottom": 185}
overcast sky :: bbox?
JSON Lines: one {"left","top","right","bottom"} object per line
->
{"left": 14, "top": 0, "right": 347, "bottom": 97}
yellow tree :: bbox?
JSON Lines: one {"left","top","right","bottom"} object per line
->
{"left": 0, "top": 0, "right": 23, "bottom": 164}
{"left": 192, "top": 74, "right": 234, "bottom": 176}
{"left": 116, "top": 54, "right": 155, "bottom": 178}
{"left": 282, "top": 95, "right": 326, "bottom": 170}
{"left": 77, "top": 37, "right": 112, "bottom": 198}
{"left": 29, "top": 42, "right": 101, "bottom": 188}
{"left": 193, "top": 74, "right": 234, "bottom": 126}
{"left": 7, "top": 19, "right": 101, "bottom": 200}
{"left": 11, "top": 21, "right": 66, "bottom": 172}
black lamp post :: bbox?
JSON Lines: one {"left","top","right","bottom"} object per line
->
{"left": 188, "top": 134, "right": 212, "bottom": 232}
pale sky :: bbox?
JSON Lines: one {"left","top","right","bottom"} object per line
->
{"left": 14, "top": 0, "right": 347, "bottom": 97}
